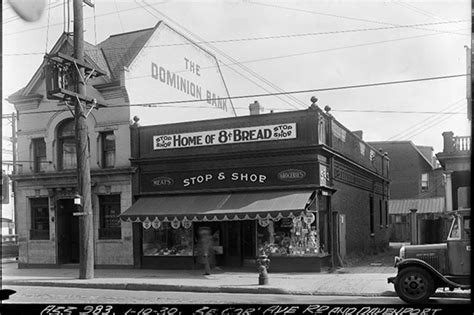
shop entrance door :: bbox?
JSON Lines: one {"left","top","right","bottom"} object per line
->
{"left": 338, "top": 214, "right": 346, "bottom": 261}
{"left": 241, "top": 220, "right": 256, "bottom": 264}
{"left": 224, "top": 221, "right": 242, "bottom": 267}
{"left": 57, "top": 199, "right": 80, "bottom": 264}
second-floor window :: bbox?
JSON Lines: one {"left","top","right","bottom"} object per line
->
{"left": 33, "top": 138, "right": 46, "bottom": 172}
{"left": 421, "top": 173, "right": 429, "bottom": 191}
{"left": 101, "top": 131, "right": 116, "bottom": 168}
{"left": 58, "top": 119, "right": 76, "bottom": 170}
{"left": 457, "top": 186, "right": 471, "bottom": 209}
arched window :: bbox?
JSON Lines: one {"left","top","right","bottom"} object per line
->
{"left": 57, "top": 119, "right": 76, "bottom": 170}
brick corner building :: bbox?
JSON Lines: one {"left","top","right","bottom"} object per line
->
{"left": 121, "top": 104, "right": 390, "bottom": 271}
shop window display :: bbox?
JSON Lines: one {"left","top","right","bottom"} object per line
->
{"left": 257, "top": 213, "right": 325, "bottom": 256}
{"left": 142, "top": 222, "right": 193, "bottom": 256}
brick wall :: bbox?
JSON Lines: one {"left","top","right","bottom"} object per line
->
{"left": 332, "top": 181, "right": 389, "bottom": 255}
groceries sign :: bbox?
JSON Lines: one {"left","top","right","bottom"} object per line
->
{"left": 153, "top": 123, "right": 296, "bottom": 150}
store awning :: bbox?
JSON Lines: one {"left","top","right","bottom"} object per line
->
{"left": 389, "top": 197, "right": 445, "bottom": 215}
{"left": 120, "top": 190, "right": 315, "bottom": 224}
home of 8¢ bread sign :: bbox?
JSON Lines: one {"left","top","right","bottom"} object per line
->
{"left": 153, "top": 123, "right": 296, "bottom": 150}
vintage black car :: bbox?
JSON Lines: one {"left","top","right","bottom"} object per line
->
{"left": 388, "top": 209, "right": 471, "bottom": 303}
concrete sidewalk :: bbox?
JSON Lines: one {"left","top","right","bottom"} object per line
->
{"left": 1, "top": 260, "right": 469, "bottom": 298}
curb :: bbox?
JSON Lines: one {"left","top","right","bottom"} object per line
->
{"left": 1, "top": 258, "right": 19, "bottom": 264}
{"left": 2, "top": 280, "right": 470, "bottom": 299}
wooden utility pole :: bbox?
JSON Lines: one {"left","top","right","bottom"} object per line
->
{"left": 73, "top": 0, "right": 94, "bottom": 279}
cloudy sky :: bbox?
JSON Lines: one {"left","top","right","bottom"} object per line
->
{"left": 2, "top": 0, "right": 471, "bottom": 156}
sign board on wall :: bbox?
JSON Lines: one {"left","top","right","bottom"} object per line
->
{"left": 125, "top": 22, "right": 236, "bottom": 126}
{"left": 153, "top": 123, "right": 296, "bottom": 150}
{"left": 140, "top": 164, "right": 319, "bottom": 193}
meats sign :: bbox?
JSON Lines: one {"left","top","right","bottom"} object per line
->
{"left": 153, "top": 123, "right": 296, "bottom": 150}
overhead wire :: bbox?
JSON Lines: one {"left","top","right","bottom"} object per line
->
{"left": 3, "top": 4, "right": 159, "bottom": 36}
{"left": 408, "top": 108, "right": 464, "bottom": 140}
{"left": 403, "top": 103, "right": 467, "bottom": 139}
{"left": 4, "top": 25, "right": 469, "bottom": 58}
{"left": 97, "top": 20, "right": 470, "bottom": 48}
{"left": 389, "top": 105, "right": 462, "bottom": 141}
{"left": 142, "top": 1, "right": 306, "bottom": 111}
{"left": 139, "top": 1, "right": 301, "bottom": 111}
{"left": 2, "top": 1, "right": 63, "bottom": 24}
{"left": 113, "top": 0, "right": 124, "bottom": 33}
{"left": 2, "top": 15, "right": 21, "bottom": 24}
{"left": 73, "top": 20, "right": 474, "bottom": 49}
{"left": 3, "top": 73, "right": 468, "bottom": 117}
{"left": 332, "top": 108, "right": 464, "bottom": 114}
{"left": 106, "top": 73, "right": 469, "bottom": 107}
{"left": 392, "top": 0, "right": 445, "bottom": 21}
{"left": 45, "top": 0, "right": 52, "bottom": 53}
{"left": 119, "top": 28, "right": 468, "bottom": 82}
{"left": 387, "top": 107, "right": 464, "bottom": 141}
{"left": 248, "top": 1, "right": 469, "bottom": 37}
{"left": 1, "top": 105, "right": 466, "bottom": 118}
{"left": 3, "top": 9, "right": 469, "bottom": 39}
{"left": 67, "top": 0, "right": 70, "bottom": 33}
{"left": 4, "top": 3, "right": 468, "bottom": 122}
{"left": 418, "top": 181, "right": 445, "bottom": 198}
{"left": 386, "top": 99, "right": 465, "bottom": 140}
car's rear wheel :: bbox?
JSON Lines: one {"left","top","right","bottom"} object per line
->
{"left": 394, "top": 266, "right": 434, "bottom": 303}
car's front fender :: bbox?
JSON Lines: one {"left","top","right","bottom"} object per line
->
{"left": 392, "top": 258, "right": 470, "bottom": 289}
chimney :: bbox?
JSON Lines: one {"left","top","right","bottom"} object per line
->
{"left": 353, "top": 130, "right": 363, "bottom": 140}
{"left": 249, "top": 101, "right": 262, "bottom": 115}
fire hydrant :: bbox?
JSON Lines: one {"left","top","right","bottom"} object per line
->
{"left": 256, "top": 253, "right": 270, "bottom": 285}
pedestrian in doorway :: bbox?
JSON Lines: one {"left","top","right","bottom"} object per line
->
{"left": 197, "top": 227, "right": 212, "bottom": 275}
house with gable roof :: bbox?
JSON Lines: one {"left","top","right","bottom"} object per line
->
{"left": 7, "top": 21, "right": 236, "bottom": 268}
{"left": 368, "top": 141, "right": 447, "bottom": 244}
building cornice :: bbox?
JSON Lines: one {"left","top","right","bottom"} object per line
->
{"left": 93, "top": 81, "right": 121, "bottom": 91}
{"left": 8, "top": 94, "right": 44, "bottom": 111}
{"left": 135, "top": 184, "right": 336, "bottom": 197}
{"left": 11, "top": 167, "right": 136, "bottom": 182}
{"left": 325, "top": 146, "right": 390, "bottom": 182}
{"left": 131, "top": 145, "right": 331, "bottom": 165}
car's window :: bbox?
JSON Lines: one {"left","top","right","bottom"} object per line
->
{"left": 463, "top": 216, "right": 470, "bottom": 239}
{"left": 448, "top": 216, "right": 461, "bottom": 240}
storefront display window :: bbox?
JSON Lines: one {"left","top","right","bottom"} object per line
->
{"left": 257, "top": 213, "right": 325, "bottom": 257}
{"left": 142, "top": 222, "right": 193, "bottom": 256}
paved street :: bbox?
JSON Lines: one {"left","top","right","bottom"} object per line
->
{"left": 2, "top": 259, "right": 470, "bottom": 301}
{"left": 2, "top": 285, "right": 470, "bottom": 304}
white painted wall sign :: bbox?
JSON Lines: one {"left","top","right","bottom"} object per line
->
{"left": 153, "top": 123, "right": 297, "bottom": 150}
{"left": 126, "top": 22, "right": 236, "bottom": 126}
